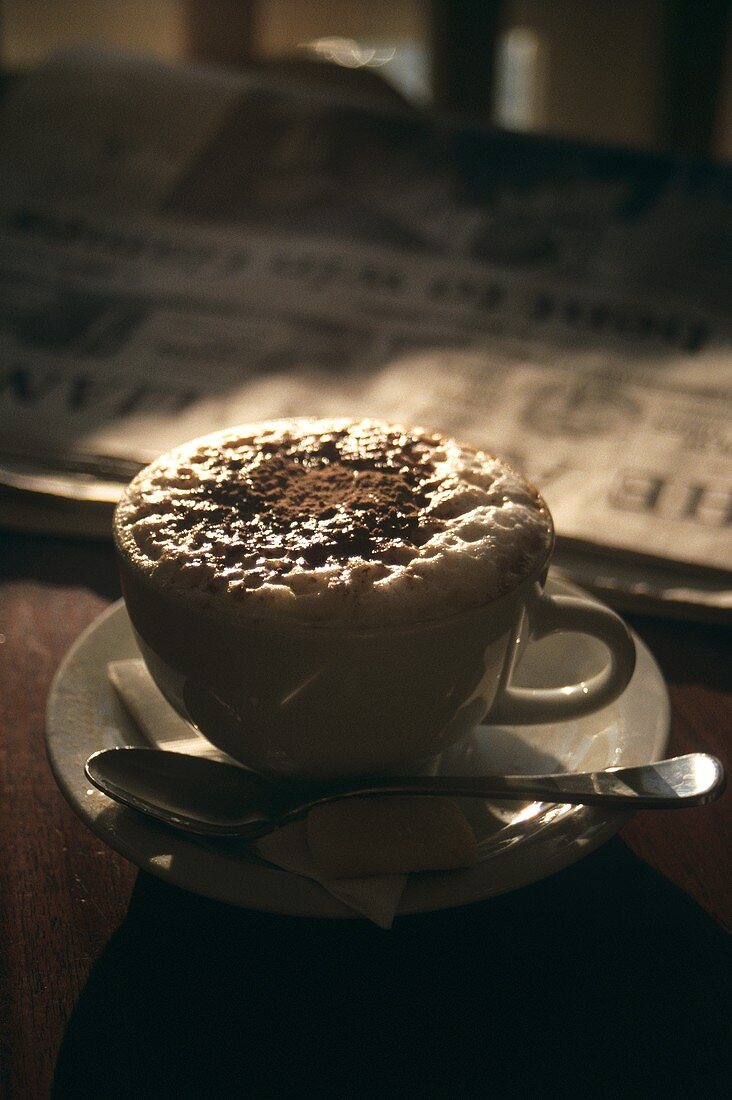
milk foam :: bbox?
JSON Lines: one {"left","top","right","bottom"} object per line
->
{"left": 115, "top": 419, "right": 553, "bottom": 626}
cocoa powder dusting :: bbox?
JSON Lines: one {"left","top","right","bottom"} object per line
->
{"left": 161, "top": 425, "right": 442, "bottom": 573}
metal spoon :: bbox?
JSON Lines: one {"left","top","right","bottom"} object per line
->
{"left": 85, "top": 748, "right": 725, "bottom": 840}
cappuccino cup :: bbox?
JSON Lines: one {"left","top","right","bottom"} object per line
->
{"left": 114, "top": 418, "right": 635, "bottom": 779}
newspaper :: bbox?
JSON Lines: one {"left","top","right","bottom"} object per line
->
{"left": 0, "top": 50, "right": 730, "bottom": 619}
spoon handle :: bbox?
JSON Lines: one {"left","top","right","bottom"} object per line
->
{"left": 282, "top": 754, "right": 725, "bottom": 819}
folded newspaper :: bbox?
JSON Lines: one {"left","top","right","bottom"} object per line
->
{"left": 0, "top": 49, "right": 730, "bottom": 619}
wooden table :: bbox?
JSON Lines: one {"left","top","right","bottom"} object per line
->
{"left": 2, "top": 532, "right": 730, "bottom": 1099}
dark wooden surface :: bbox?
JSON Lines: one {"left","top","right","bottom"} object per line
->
{"left": 1, "top": 532, "right": 730, "bottom": 1099}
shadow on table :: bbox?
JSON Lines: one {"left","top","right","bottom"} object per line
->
{"left": 626, "top": 614, "right": 732, "bottom": 694}
{"left": 52, "top": 838, "right": 730, "bottom": 1099}
{"left": 2, "top": 531, "right": 120, "bottom": 600}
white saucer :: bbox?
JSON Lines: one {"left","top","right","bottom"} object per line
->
{"left": 46, "top": 575, "right": 669, "bottom": 918}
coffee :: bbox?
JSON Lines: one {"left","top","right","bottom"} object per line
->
{"left": 115, "top": 418, "right": 553, "bottom": 627}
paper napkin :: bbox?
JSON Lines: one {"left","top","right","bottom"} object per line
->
{"left": 107, "top": 660, "right": 408, "bottom": 927}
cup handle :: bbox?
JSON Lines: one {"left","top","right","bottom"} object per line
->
{"left": 488, "top": 589, "right": 637, "bottom": 724}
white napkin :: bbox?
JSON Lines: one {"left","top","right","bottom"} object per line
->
{"left": 107, "top": 660, "right": 408, "bottom": 927}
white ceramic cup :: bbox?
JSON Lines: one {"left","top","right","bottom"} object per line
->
{"left": 116, "top": 542, "right": 636, "bottom": 779}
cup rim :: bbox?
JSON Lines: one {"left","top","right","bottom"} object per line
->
{"left": 116, "top": 529, "right": 555, "bottom": 640}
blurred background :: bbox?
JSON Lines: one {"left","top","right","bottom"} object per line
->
{"left": 1, "top": 0, "right": 730, "bottom": 160}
